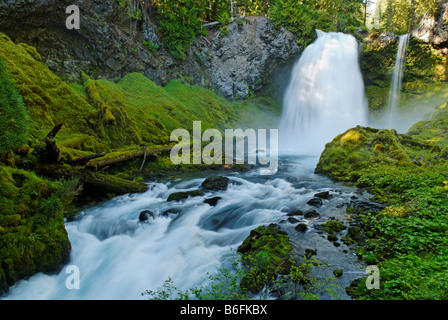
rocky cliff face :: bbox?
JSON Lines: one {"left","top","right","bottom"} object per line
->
{"left": 0, "top": 0, "right": 301, "bottom": 100}
{"left": 181, "top": 16, "right": 301, "bottom": 99}
{"left": 413, "top": 0, "right": 448, "bottom": 45}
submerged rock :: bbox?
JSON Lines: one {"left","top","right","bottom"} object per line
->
{"left": 161, "top": 208, "right": 182, "bottom": 217}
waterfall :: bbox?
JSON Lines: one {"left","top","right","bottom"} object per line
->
{"left": 386, "top": 34, "right": 410, "bottom": 129}
{"left": 279, "top": 30, "right": 368, "bottom": 155}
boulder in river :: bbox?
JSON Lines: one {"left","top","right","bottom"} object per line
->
{"left": 304, "top": 210, "right": 320, "bottom": 219}
{"left": 204, "top": 196, "right": 222, "bottom": 207}
{"left": 287, "top": 209, "right": 304, "bottom": 216}
{"left": 139, "top": 210, "right": 155, "bottom": 222}
{"left": 167, "top": 190, "right": 203, "bottom": 202}
{"left": 314, "top": 191, "right": 331, "bottom": 199}
{"left": 295, "top": 223, "right": 308, "bottom": 232}
{"left": 307, "top": 197, "right": 323, "bottom": 207}
{"left": 201, "top": 176, "right": 230, "bottom": 191}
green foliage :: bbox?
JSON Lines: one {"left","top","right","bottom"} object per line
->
{"left": 348, "top": 165, "right": 448, "bottom": 300}
{"left": 372, "top": 0, "right": 438, "bottom": 34}
{"left": 269, "top": 0, "right": 365, "bottom": 46}
{"left": 0, "top": 59, "right": 30, "bottom": 154}
{"left": 142, "top": 40, "right": 159, "bottom": 54}
{"left": 154, "top": 0, "right": 206, "bottom": 61}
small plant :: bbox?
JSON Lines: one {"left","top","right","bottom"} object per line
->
{"left": 143, "top": 40, "right": 159, "bottom": 54}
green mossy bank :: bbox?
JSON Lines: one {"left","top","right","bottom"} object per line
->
{"left": 0, "top": 32, "right": 281, "bottom": 294}
{"left": 315, "top": 89, "right": 448, "bottom": 299}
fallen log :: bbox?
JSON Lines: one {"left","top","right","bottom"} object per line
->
{"left": 37, "top": 164, "right": 149, "bottom": 196}
{"left": 86, "top": 145, "right": 174, "bottom": 171}
{"left": 68, "top": 152, "right": 107, "bottom": 166}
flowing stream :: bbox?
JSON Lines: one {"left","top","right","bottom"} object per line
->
{"left": 2, "top": 30, "right": 369, "bottom": 300}
{"left": 3, "top": 156, "right": 366, "bottom": 300}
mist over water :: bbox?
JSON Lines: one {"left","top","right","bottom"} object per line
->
{"left": 279, "top": 30, "right": 368, "bottom": 155}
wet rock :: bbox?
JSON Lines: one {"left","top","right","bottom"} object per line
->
{"left": 328, "top": 234, "right": 338, "bottom": 242}
{"left": 304, "top": 210, "right": 320, "bottom": 218}
{"left": 295, "top": 223, "right": 308, "bottom": 232}
{"left": 204, "top": 196, "right": 221, "bottom": 207}
{"left": 287, "top": 210, "right": 304, "bottom": 216}
{"left": 167, "top": 190, "right": 203, "bottom": 202}
{"left": 314, "top": 191, "right": 331, "bottom": 199}
{"left": 139, "top": 210, "right": 155, "bottom": 222}
{"left": 201, "top": 176, "right": 230, "bottom": 191}
{"left": 288, "top": 217, "right": 300, "bottom": 224}
{"left": 347, "top": 200, "right": 385, "bottom": 214}
{"left": 307, "top": 198, "right": 323, "bottom": 207}
{"left": 347, "top": 226, "right": 365, "bottom": 244}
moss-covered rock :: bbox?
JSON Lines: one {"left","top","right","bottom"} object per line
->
{"left": 201, "top": 176, "right": 230, "bottom": 191}
{"left": 320, "top": 219, "right": 347, "bottom": 234}
{"left": 315, "top": 126, "right": 441, "bottom": 182}
{"left": 237, "top": 224, "right": 293, "bottom": 293}
{"left": 0, "top": 165, "right": 75, "bottom": 294}
{"left": 167, "top": 190, "right": 203, "bottom": 202}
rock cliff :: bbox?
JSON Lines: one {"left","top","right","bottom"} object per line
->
{"left": 0, "top": 0, "right": 301, "bottom": 100}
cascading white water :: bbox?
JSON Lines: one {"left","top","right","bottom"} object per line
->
{"left": 386, "top": 34, "right": 410, "bottom": 129}
{"left": 1, "top": 156, "right": 365, "bottom": 300}
{"left": 279, "top": 30, "right": 368, "bottom": 155}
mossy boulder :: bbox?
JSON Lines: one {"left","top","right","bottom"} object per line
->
{"left": 315, "top": 126, "right": 441, "bottom": 182}
{"left": 0, "top": 165, "right": 75, "bottom": 294}
{"left": 167, "top": 190, "right": 203, "bottom": 202}
{"left": 237, "top": 224, "right": 293, "bottom": 293}
{"left": 201, "top": 176, "right": 230, "bottom": 191}
{"left": 321, "top": 219, "right": 347, "bottom": 234}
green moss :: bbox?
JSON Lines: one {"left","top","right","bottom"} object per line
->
{"left": 315, "top": 126, "right": 440, "bottom": 182}
{"left": 321, "top": 219, "right": 347, "bottom": 234}
{"left": 0, "top": 165, "right": 76, "bottom": 293}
